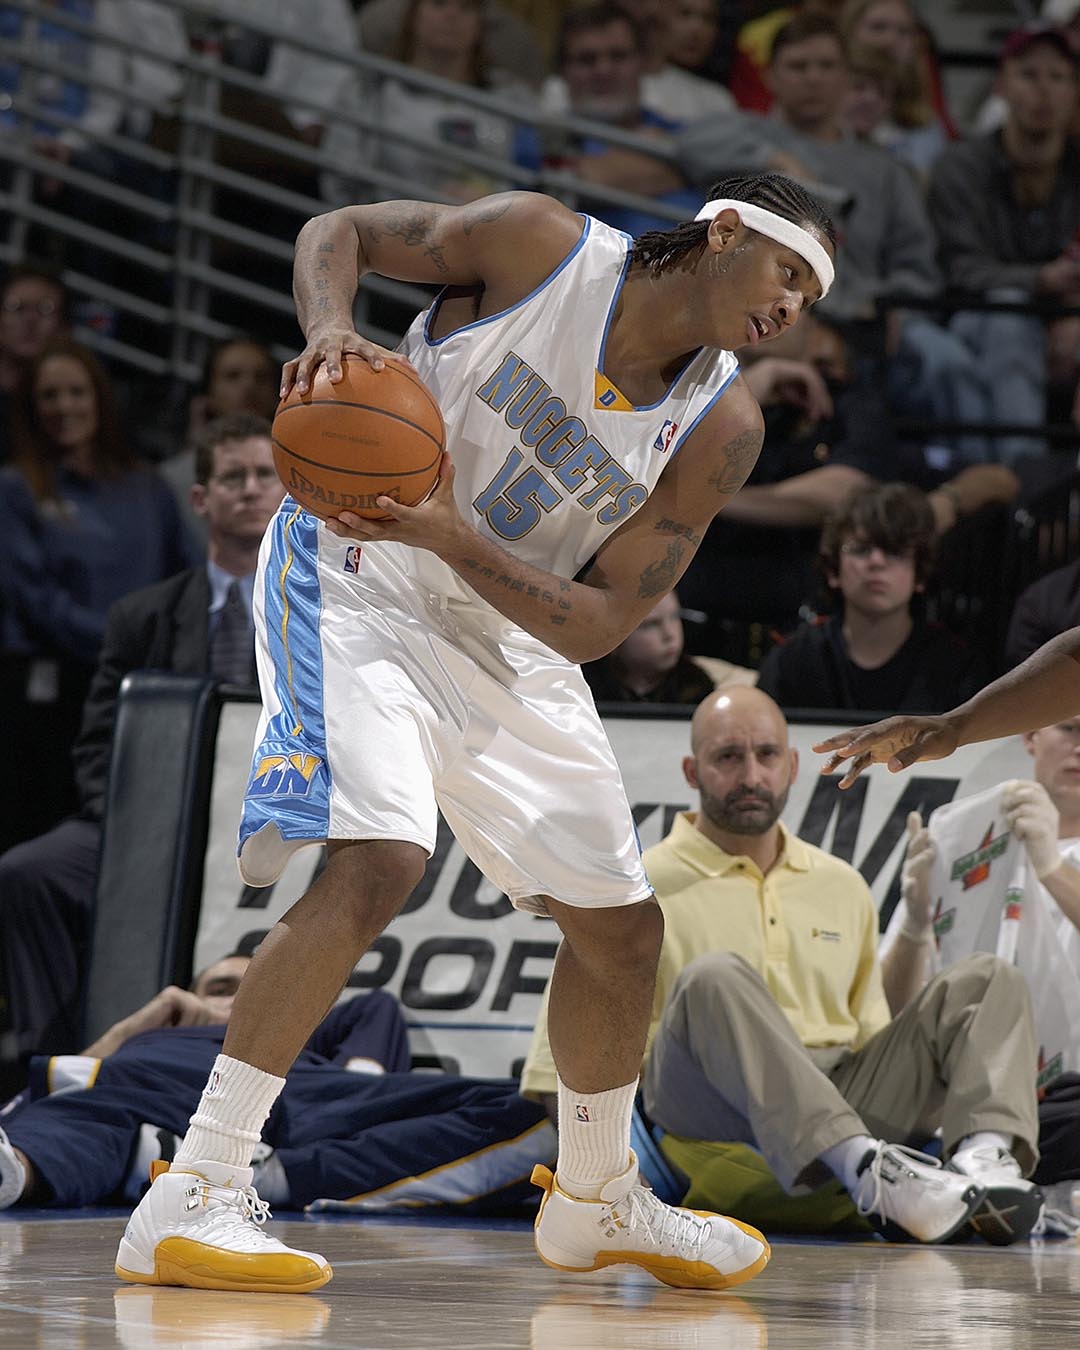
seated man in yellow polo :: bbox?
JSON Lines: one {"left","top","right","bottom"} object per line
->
{"left": 521, "top": 687, "right": 1042, "bottom": 1245}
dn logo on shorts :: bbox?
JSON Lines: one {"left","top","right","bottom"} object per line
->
{"left": 249, "top": 752, "right": 322, "bottom": 798}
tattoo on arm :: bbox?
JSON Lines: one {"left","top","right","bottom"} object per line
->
{"left": 367, "top": 206, "right": 450, "bottom": 274}
{"left": 459, "top": 558, "right": 573, "bottom": 630}
{"left": 637, "top": 540, "right": 685, "bottom": 600}
{"left": 461, "top": 197, "right": 514, "bottom": 236}
{"left": 655, "top": 518, "right": 701, "bottom": 546}
{"left": 706, "top": 427, "right": 763, "bottom": 497}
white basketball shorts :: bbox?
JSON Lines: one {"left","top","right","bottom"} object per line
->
{"left": 237, "top": 503, "right": 651, "bottom": 915}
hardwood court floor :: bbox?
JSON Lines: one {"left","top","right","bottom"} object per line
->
{"left": 2, "top": 1210, "right": 1080, "bottom": 1349}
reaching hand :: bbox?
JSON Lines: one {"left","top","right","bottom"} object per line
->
{"left": 813, "top": 715, "right": 961, "bottom": 789}
{"left": 1002, "top": 779, "right": 1062, "bottom": 879}
{"left": 900, "top": 811, "right": 936, "bottom": 937}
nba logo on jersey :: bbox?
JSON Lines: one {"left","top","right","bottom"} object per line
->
{"left": 653, "top": 420, "right": 679, "bottom": 453}
{"left": 575, "top": 1105, "right": 591, "bottom": 1122}
{"left": 343, "top": 545, "right": 363, "bottom": 574}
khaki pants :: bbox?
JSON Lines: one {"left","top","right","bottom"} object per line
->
{"left": 642, "top": 951, "right": 1039, "bottom": 1192}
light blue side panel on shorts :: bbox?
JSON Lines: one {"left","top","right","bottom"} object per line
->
{"left": 239, "top": 503, "right": 332, "bottom": 848}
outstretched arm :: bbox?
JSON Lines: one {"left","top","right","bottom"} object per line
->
{"left": 814, "top": 627, "right": 1080, "bottom": 787}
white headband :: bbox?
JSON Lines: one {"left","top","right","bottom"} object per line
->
{"left": 695, "top": 199, "right": 833, "bottom": 300}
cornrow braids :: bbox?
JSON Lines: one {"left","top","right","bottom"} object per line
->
{"left": 630, "top": 172, "right": 836, "bottom": 276}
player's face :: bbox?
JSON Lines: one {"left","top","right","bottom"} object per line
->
{"left": 193, "top": 954, "right": 251, "bottom": 1021}
{"left": 0, "top": 278, "right": 66, "bottom": 361}
{"left": 1026, "top": 721, "right": 1080, "bottom": 817}
{"left": 197, "top": 435, "right": 283, "bottom": 544}
{"left": 614, "top": 592, "right": 684, "bottom": 679}
{"left": 768, "top": 35, "right": 849, "bottom": 128}
{"left": 692, "top": 707, "right": 796, "bottom": 837}
{"left": 208, "top": 342, "right": 277, "bottom": 419}
{"left": 33, "top": 354, "right": 98, "bottom": 454}
{"left": 706, "top": 226, "right": 827, "bottom": 352}
{"left": 999, "top": 45, "right": 1078, "bottom": 137}
{"left": 831, "top": 534, "right": 918, "bottom": 616}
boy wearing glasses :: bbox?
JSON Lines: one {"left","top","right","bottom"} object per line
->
{"left": 757, "top": 481, "right": 986, "bottom": 713}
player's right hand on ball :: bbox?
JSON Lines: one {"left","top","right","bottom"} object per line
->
{"left": 281, "top": 330, "right": 416, "bottom": 397}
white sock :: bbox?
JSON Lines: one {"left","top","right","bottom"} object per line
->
{"left": 555, "top": 1076, "right": 637, "bottom": 1200}
{"left": 820, "top": 1134, "right": 879, "bottom": 1195}
{"left": 954, "top": 1130, "right": 1012, "bottom": 1159}
{"left": 172, "top": 1054, "right": 285, "bottom": 1171}
{"left": 251, "top": 1148, "right": 291, "bottom": 1206}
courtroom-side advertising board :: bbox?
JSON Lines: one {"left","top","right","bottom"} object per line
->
{"left": 196, "top": 707, "right": 1029, "bottom": 1076}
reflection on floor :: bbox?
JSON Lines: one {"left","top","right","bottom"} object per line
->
{"left": 1, "top": 1209, "right": 1079, "bottom": 1349}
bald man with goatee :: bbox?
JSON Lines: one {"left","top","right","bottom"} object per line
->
{"left": 523, "top": 687, "right": 1042, "bottom": 1246}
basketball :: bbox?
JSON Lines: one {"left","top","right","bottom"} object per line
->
{"left": 271, "top": 354, "right": 445, "bottom": 521}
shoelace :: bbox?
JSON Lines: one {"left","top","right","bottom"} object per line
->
{"left": 605, "top": 1186, "right": 711, "bottom": 1256}
{"left": 856, "top": 1144, "right": 948, "bottom": 1218}
{"left": 184, "top": 1181, "right": 271, "bottom": 1228}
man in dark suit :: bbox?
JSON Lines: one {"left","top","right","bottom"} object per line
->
{"left": 0, "top": 413, "right": 282, "bottom": 1092}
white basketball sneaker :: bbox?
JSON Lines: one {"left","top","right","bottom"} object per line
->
{"left": 115, "top": 1159, "right": 332, "bottom": 1293}
{"left": 532, "top": 1152, "right": 770, "bottom": 1291}
{"left": 852, "top": 1143, "right": 986, "bottom": 1244}
{"left": 947, "top": 1146, "right": 1043, "bottom": 1245}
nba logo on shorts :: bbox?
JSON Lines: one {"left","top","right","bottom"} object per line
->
{"left": 343, "top": 545, "right": 363, "bottom": 574}
{"left": 653, "top": 420, "right": 679, "bottom": 453}
{"left": 575, "top": 1104, "right": 590, "bottom": 1123}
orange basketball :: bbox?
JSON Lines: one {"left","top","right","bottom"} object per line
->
{"left": 272, "top": 354, "right": 445, "bottom": 521}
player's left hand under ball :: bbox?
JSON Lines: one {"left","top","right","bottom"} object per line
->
{"left": 326, "top": 453, "right": 466, "bottom": 555}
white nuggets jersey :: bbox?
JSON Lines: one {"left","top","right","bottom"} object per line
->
{"left": 370, "top": 214, "right": 740, "bottom": 607}
{"left": 239, "top": 215, "right": 740, "bottom": 905}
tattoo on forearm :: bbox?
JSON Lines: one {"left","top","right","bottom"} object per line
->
{"left": 637, "top": 541, "right": 685, "bottom": 599}
{"left": 369, "top": 206, "right": 449, "bottom": 274}
{"left": 462, "top": 197, "right": 514, "bottom": 236}
{"left": 459, "top": 557, "right": 572, "bottom": 628}
{"left": 706, "top": 428, "right": 763, "bottom": 497}
{"left": 655, "top": 518, "right": 701, "bottom": 546}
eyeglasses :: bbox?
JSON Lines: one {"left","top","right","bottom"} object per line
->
{"left": 564, "top": 46, "right": 639, "bottom": 67}
{"left": 840, "top": 541, "right": 915, "bottom": 562}
{"left": 2, "top": 297, "right": 58, "bottom": 316}
{"left": 210, "top": 467, "right": 280, "bottom": 491}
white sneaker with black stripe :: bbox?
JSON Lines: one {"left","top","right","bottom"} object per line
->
{"left": 852, "top": 1142, "right": 986, "bottom": 1244}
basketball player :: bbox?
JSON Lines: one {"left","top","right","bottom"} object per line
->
{"left": 816, "top": 626, "right": 1080, "bottom": 786}
{"left": 117, "top": 178, "right": 836, "bottom": 1293}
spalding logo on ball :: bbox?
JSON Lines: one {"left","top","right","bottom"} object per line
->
{"left": 272, "top": 354, "right": 445, "bottom": 521}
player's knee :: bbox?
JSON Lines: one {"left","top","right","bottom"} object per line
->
{"left": 323, "top": 838, "right": 428, "bottom": 923}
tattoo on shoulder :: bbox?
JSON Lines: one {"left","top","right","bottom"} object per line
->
{"left": 369, "top": 205, "right": 449, "bottom": 274}
{"left": 462, "top": 197, "right": 514, "bottom": 236}
{"left": 706, "top": 427, "right": 763, "bottom": 497}
{"left": 637, "top": 540, "right": 685, "bottom": 600}
{"left": 655, "top": 518, "right": 701, "bottom": 546}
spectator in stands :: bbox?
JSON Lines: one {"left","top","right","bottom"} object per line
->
{"left": 728, "top": 0, "right": 845, "bottom": 112}
{"left": 0, "top": 263, "right": 70, "bottom": 463}
{"left": 541, "top": 0, "right": 734, "bottom": 123}
{"left": 1007, "top": 558, "right": 1080, "bottom": 669}
{"left": 841, "top": 43, "right": 945, "bottom": 183}
{"left": 756, "top": 482, "right": 987, "bottom": 713}
{"left": 667, "top": 0, "right": 723, "bottom": 82}
{"left": 522, "top": 687, "right": 1042, "bottom": 1244}
{"left": 0, "top": 338, "right": 189, "bottom": 854}
{"left": 159, "top": 335, "right": 279, "bottom": 552}
{"left": 928, "top": 25, "right": 1080, "bottom": 467}
{"left": 0, "top": 413, "right": 280, "bottom": 1094}
{"left": 583, "top": 591, "right": 756, "bottom": 704}
{"left": 0, "top": 955, "right": 551, "bottom": 1212}
{"left": 840, "top": 0, "right": 949, "bottom": 178}
{"left": 675, "top": 317, "right": 1019, "bottom": 651}
{"left": 677, "top": 14, "right": 986, "bottom": 462}
{"left": 543, "top": 5, "right": 699, "bottom": 237}
{"left": 358, "top": 0, "right": 543, "bottom": 88}
{"left": 324, "top": 0, "right": 540, "bottom": 206}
